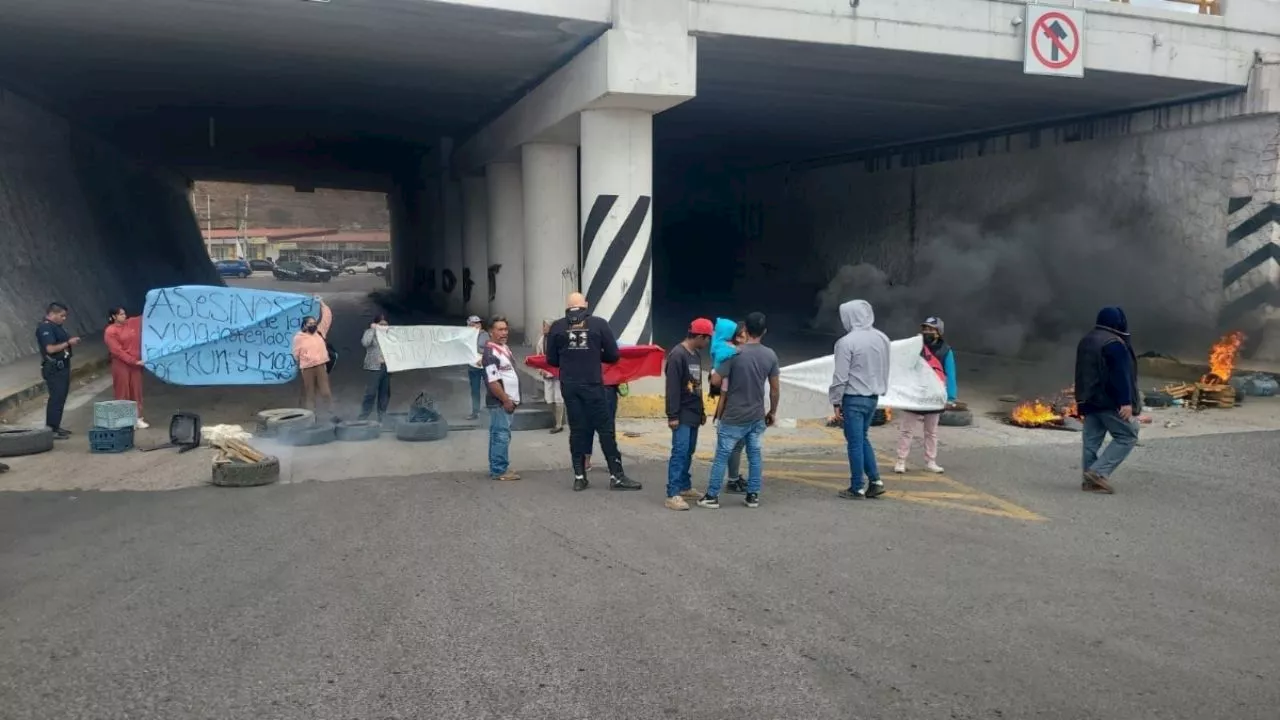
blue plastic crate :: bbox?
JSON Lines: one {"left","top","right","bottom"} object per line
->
{"left": 88, "top": 426, "right": 135, "bottom": 454}
{"left": 93, "top": 401, "right": 137, "bottom": 430}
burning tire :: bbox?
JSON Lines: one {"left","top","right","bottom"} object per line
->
{"left": 278, "top": 423, "right": 336, "bottom": 447}
{"left": 0, "top": 427, "right": 54, "bottom": 458}
{"left": 1143, "top": 390, "right": 1174, "bottom": 408}
{"left": 871, "top": 409, "right": 890, "bottom": 427}
{"left": 939, "top": 408, "right": 973, "bottom": 427}
{"left": 335, "top": 421, "right": 381, "bottom": 442}
{"left": 212, "top": 456, "right": 281, "bottom": 487}
{"left": 395, "top": 418, "right": 448, "bottom": 442}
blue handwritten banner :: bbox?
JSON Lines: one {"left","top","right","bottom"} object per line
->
{"left": 142, "top": 285, "right": 319, "bottom": 385}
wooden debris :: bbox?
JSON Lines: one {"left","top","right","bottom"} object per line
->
{"left": 210, "top": 437, "right": 266, "bottom": 464}
{"left": 1161, "top": 381, "right": 1236, "bottom": 409}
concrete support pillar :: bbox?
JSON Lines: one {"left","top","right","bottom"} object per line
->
{"left": 1225, "top": 54, "right": 1280, "bottom": 360}
{"left": 579, "top": 108, "right": 653, "bottom": 344}
{"left": 442, "top": 179, "right": 465, "bottom": 315}
{"left": 522, "top": 143, "right": 579, "bottom": 346}
{"left": 462, "top": 176, "right": 490, "bottom": 318}
{"left": 485, "top": 161, "right": 526, "bottom": 336}
{"left": 389, "top": 178, "right": 429, "bottom": 300}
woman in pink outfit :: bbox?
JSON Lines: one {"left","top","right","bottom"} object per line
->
{"left": 894, "top": 317, "right": 958, "bottom": 474}
{"left": 104, "top": 306, "right": 148, "bottom": 429}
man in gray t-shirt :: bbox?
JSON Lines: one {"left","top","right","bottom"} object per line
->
{"left": 699, "top": 312, "right": 780, "bottom": 509}
{"left": 466, "top": 315, "right": 491, "bottom": 420}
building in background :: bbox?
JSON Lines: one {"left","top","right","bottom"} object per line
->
{"left": 202, "top": 228, "right": 390, "bottom": 264}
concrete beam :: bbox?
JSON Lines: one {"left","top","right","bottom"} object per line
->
{"left": 455, "top": 28, "right": 696, "bottom": 172}
{"left": 689, "top": 0, "right": 1280, "bottom": 88}
{"left": 425, "top": 0, "right": 612, "bottom": 23}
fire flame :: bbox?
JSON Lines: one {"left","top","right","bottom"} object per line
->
{"left": 1203, "top": 331, "right": 1245, "bottom": 384}
{"left": 1011, "top": 400, "right": 1061, "bottom": 427}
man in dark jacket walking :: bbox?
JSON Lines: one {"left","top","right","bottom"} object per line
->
{"left": 1073, "top": 306, "right": 1142, "bottom": 494}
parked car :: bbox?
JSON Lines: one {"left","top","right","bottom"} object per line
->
{"left": 214, "top": 259, "right": 252, "bottom": 278}
{"left": 249, "top": 258, "right": 275, "bottom": 272}
{"left": 273, "top": 260, "right": 331, "bottom": 283}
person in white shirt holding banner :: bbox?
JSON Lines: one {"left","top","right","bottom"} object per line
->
{"left": 482, "top": 316, "right": 521, "bottom": 482}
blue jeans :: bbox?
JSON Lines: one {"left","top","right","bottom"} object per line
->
{"left": 488, "top": 406, "right": 512, "bottom": 476}
{"left": 666, "top": 423, "right": 699, "bottom": 497}
{"left": 706, "top": 419, "right": 765, "bottom": 497}
{"left": 468, "top": 367, "right": 485, "bottom": 415}
{"left": 359, "top": 366, "right": 390, "bottom": 420}
{"left": 1082, "top": 410, "right": 1138, "bottom": 478}
{"left": 841, "top": 394, "right": 881, "bottom": 493}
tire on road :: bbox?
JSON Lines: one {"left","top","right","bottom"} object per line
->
{"left": 336, "top": 421, "right": 381, "bottom": 442}
{"left": 395, "top": 418, "right": 448, "bottom": 442}
{"left": 510, "top": 405, "right": 556, "bottom": 432}
{"left": 257, "top": 409, "right": 315, "bottom": 436}
{"left": 1143, "top": 390, "right": 1174, "bottom": 408}
{"left": 278, "top": 423, "right": 336, "bottom": 447}
{"left": 212, "top": 456, "right": 281, "bottom": 487}
{"left": 938, "top": 408, "right": 974, "bottom": 427}
{"left": 871, "top": 408, "right": 890, "bottom": 427}
{"left": 0, "top": 426, "right": 55, "bottom": 458}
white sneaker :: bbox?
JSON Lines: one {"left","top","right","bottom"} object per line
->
{"left": 135, "top": 419, "right": 150, "bottom": 430}
{"left": 893, "top": 460, "right": 906, "bottom": 474}
{"left": 925, "top": 462, "right": 945, "bottom": 473}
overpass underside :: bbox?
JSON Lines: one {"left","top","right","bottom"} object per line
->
{"left": 1, "top": 0, "right": 1279, "bottom": 363}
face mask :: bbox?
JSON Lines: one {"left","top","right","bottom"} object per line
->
{"left": 304, "top": 326, "right": 318, "bottom": 334}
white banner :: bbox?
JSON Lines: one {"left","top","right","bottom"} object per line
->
{"left": 375, "top": 325, "right": 480, "bottom": 373}
{"left": 778, "top": 334, "right": 947, "bottom": 418}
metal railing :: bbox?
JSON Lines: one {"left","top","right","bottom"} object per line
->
{"left": 1111, "top": 0, "right": 1223, "bottom": 15}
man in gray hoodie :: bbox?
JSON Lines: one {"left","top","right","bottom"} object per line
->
{"left": 829, "top": 299, "right": 891, "bottom": 499}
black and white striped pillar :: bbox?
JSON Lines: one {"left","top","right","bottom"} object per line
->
{"left": 579, "top": 108, "right": 654, "bottom": 345}
{"left": 1221, "top": 166, "right": 1280, "bottom": 356}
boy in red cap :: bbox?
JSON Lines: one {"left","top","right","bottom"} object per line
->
{"left": 664, "top": 318, "right": 714, "bottom": 510}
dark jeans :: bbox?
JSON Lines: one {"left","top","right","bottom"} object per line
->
{"left": 841, "top": 394, "right": 881, "bottom": 493}
{"left": 562, "top": 382, "right": 622, "bottom": 476}
{"left": 666, "top": 423, "right": 699, "bottom": 497}
{"left": 587, "top": 386, "right": 620, "bottom": 456}
{"left": 42, "top": 364, "right": 71, "bottom": 430}
{"left": 467, "top": 367, "right": 485, "bottom": 415}
{"left": 359, "top": 366, "right": 390, "bottom": 420}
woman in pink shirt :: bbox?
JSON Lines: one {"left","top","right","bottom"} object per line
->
{"left": 292, "top": 299, "right": 334, "bottom": 416}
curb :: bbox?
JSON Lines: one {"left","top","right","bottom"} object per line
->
{"left": 0, "top": 355, "right": 112, "bottom": 422}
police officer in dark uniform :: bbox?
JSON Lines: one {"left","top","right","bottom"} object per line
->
{"left": 36, "top": 302, "right": 80, "bottom": 439}
{"left": 546, "top": 292, "right": 641, "bottom": 492}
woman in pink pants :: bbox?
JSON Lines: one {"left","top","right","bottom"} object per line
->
{"left": 895, "top": 317, "right": 957, "bottom": 474}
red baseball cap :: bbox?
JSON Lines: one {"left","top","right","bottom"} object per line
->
{"left": 689, "top": 318, "right": 714, "bottom": 336}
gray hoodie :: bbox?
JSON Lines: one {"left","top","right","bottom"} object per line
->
{"left": 829, "top": 299, "right": 891, "bottom": 404}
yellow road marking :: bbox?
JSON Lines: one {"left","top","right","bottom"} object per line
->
{"left": 616, "top": 431, "right": 1044, "bottom": 521}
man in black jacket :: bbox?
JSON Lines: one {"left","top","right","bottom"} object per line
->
{"left": 1073, "top": 306, "right": 1142, "bottom": 495}
{"left": 546, "top": 292, "right": 640, "bottom": 492}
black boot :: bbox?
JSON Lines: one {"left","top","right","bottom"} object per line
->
{"left": 608, "top": 458, "right": 641, "bottom": 491}
{"left": 572, "top": 455, "right": 589, "bottom": 492}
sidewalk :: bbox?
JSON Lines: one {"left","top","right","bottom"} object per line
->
{"left": 0, "top": 338, "right": 111, "bottom": 422}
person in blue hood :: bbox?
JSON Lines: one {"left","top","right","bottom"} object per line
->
{"left": 1073, "top": 306, "right": 1141, "bottom": 494}
{"left": 708, "top": 318, "right": 750, "bottom": 494}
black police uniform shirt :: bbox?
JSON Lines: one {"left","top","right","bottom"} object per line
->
{"left": 35, "top": 321, "right": 72, "bottom": 366}
{"left": 546, "top": 315, "right": 620, "bottom": 385}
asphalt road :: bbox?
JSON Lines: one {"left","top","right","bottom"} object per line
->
{"left": 2, "top": 428, "right": 1277, "bottom": 719}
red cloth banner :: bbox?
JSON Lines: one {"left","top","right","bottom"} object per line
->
{"left": 526, "top": 345, "right": 665, "bottom": 386}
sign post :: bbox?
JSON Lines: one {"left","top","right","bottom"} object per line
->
{"left": 1024, "top": 7, "right": 1085, "bottom": 78}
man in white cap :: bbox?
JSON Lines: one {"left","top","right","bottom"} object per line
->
{"left": 465, "top": 315, "right": 489, "bottom": 420}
